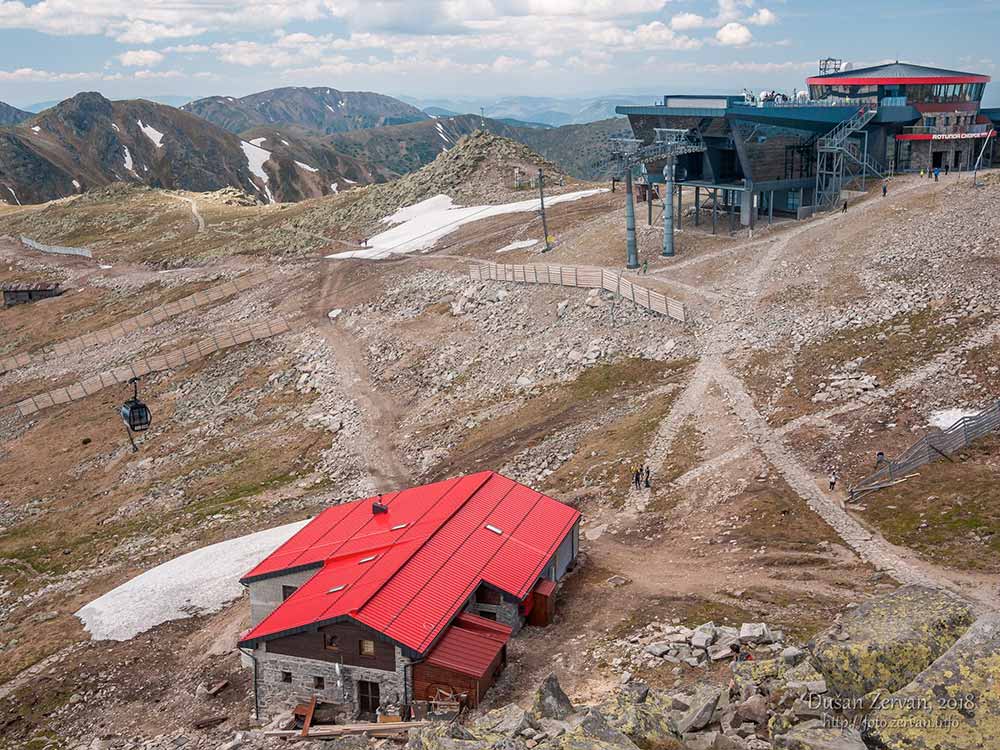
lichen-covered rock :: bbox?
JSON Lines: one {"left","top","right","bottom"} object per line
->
{"left": 808, "top": 585, "right": 973, "bottom": 699}
{"left": 863, "top": 614, "right": 1000, "bottom": 750}
{"left": 731, "top": 658, "right": 790, "bottom": 696}
{"left": 407, "top": 722, "right": 486, "bottom": 750}
{"left": 532, "top": 673, "right": 577, "bottom": 721}
{"left": 471, "top": 704, "right": 537, "bottom": 741}
{"left": 536, "top": 708, "right": 641, "bottom": 750}
{"left": 772, "top": 719, "right": 866, "bottom": 750}
{"left": 598, "top": 684, "right": 682, "bottom": 750}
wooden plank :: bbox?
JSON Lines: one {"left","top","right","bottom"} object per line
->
{"left": 301, "top": 696, "right": 317, "bottom": 737}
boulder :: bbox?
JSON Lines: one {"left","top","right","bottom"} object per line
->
{"left": 675, "top": 686, "right": 721, "bottom": 734}
{"left": 473, "top": 704, "right": 537, "bottom": 740}
{"left": 863, "top": 614, "right": 1000, "bottom": 750}
{"left": 532, "top": 673, "right": 576, "bottom": 721}
{"left": 739, "top": 623, "right": 772, "bottom": 644}
{"left": 599, "top": 685, "right": 682, "bottom": 750}
{"left": 536, "top": 708, "right": 643, "bottom": 750}
{"left": 780, "top": 647, "right": 805, "bottom": 666}
{"left": 771, "top": 719, "right": 866, "bottom": 750}
{"left": 808, "top": 585, "right": 974, "bottom": 699}
{"left": 734, "top": 694, "right": 769, "bottom": 725}
{"left": 407, "top": 723, "right": 486, "bottom": 750}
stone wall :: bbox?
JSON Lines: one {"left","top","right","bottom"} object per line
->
{"left": 468, "top": 599, "right": 523, "bottom": 634}
{"left": 253, "top": 644, "right": 411, "bottom": 718}
{"left": 908, "top": 139, "right": 985, "bottom": 173}
{"left": 247, "top": 568, "right": 318, "bottom": 627}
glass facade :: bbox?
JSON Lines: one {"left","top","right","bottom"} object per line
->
{"left": 730, "top": 120, "right": 817, "bottom": 183}
{"left": 809, "top": 82, "right": 986, "bottom": 106}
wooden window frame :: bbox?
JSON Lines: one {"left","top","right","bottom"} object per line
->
{"left": 324, "top": 632, "right": 340, "bottom": 652}
{"left": 314, "top": 675, "right": 326, "bottom": 689}
{"left": 359, "top": 639, "right": 376, "bottom": 658}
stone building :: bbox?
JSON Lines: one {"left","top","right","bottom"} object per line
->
{"left": 238, "top": 471, "right": 581, "bottom": 719}
{"left": 1, "top": 281, "right": 62, "bottom": 306}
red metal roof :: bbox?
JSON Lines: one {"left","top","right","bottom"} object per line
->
{"left": 239, "top": 471, "right": 579, "bottom": 655}
{"left": 806, "top": 62, "right": 990, "bottom": 86}
{"left": 423, "top": 614, "right": 511, "bottom": 678}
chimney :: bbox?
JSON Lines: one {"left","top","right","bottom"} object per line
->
{"left": 372, "top": 498, "right": 389, "bottom": 514}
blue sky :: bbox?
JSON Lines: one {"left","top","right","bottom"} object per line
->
{"left": 1, "top": 0, "right": 998, "bottom": 108}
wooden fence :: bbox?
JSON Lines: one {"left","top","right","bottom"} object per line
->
{"left": 15, "top": 317, "right": 290, "bottom": 418}
{"left": 468, "top": 261, "right": 686, "bottom": 323}
{"left": 849, "top": 400, "right": 1000, "bottom": 500}
{"left": 0, "top": 269, "right": 273, "bottom": 374}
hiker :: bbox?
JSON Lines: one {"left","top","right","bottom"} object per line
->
{"left": 920, "top": 168, "right": 925, "bottom": 179}
{"left": 842, "top": 199, "right": 848, "bottom": 214}
{"left": 829, "top": 471, "right": 837, "bottom": 491}
{"left": 933, "top": 167, "right": 940, "bottom": 182}
{"left": 634, "top": 468, "right": 642, "bottom": 489}
{"left": 642, "top": 259, "right": 648, "bottom": 275}
{"left": 644, "top": 465, "right": 651, "bottom": 488}
{"left": 882, "top": 179, "right": 888, "bottom": 198}
{"left": 945, "top": 163, "right": 950, "bottom": 176}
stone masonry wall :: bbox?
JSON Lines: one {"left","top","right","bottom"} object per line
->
{"left": 247, "top": 569, "right": 318, "bottom": 627}
{"left": 254, "top": 645, "right": 410, "bottom": 719}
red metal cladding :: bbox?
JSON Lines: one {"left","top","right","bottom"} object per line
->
{"left": 806, "top": 76, "right": 990, "bottom": 86}
{"left": 423, "top": 615, "right": 511, "bottom": 678}
{"left": 239, "top": 471, "right": 580, "bottom": 654}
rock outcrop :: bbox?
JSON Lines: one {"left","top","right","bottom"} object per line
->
{"left": 807, "top": 585, "right": 974, "bottom": 699}
{"left": 864, "top": 614, "right": 1000, "bottom": 750}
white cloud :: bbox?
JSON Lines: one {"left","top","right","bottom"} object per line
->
{"left": 747, "top": 7, "right": 777, "bottom": 26}
{"left": 716, "top": 22, "right": 752, "bottom": 46}
{"left": 133, "top": 69, "right": 182, "bottom": 79}
{"left": 0, "top": 67, "right": 97, "bottom": 81}
{"left": 118, "top": 49, "right": 164, "bottom": 67}
{"left": 670, "top": 12, "right": 706, "bottom": 30}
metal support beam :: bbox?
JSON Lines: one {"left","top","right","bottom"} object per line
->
{"left": 695, "top": 186, "right": 701, "bottom": 227}
{"left": 768, "top": 190, "right": 774, "bottom": 225}
{"left": 625, "top": 170, "right": 638, "bottom": 269}
{"left": 712, "top": 188, "right": 718, "bottom": 235}
{"left": 677, "top": 184, "right": 683, "bottom": 231}
{"left": 647, "top": 183, "right": 653, "bottom": 226}
{"left": 662, "top": 158, "right": 675, "bottom": 257}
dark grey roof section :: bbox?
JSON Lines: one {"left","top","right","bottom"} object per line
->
{"left": 0, "top": 281, "right": 61, "bottom": 292}
{"left": 811, "top": 62, "right": 985, "bottom": 80}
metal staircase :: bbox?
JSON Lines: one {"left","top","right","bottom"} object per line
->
{"left": 815, "top": 107, "right": 885, "bottom": 210}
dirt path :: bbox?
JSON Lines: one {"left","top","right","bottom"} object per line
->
{"left": 167, "top": 193, "right": 205, "bottom": 233}
{"left": 311, "top": 261, "right": 410, "bottom": 491}
{"left": 625, "top": 177, "right": 1000, "bottom": 606}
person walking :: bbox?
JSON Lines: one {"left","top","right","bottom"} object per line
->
{"left": 882, "top": 179, "right": 888, "bottom": 198}
{"left": 829, "top": 471, "right": 838, "bottom": 491}
{"left": 933, "top": 166, "right": 940, "bottom": 182}
{"left": 644, "top": 466, "right": 651, "bottom": 488}
{"left": 944, "top": 163, "right": 950, "bottom": 176}
{"left": 642, "top": 259, "right": 648, "bottom": 275}
{"left": 633, "top": 466, "right": 642, "bottom": 489}
{"left": 842, "top": 199, "right": 848, "bottom": 214}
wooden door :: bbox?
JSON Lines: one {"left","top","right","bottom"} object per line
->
{"left": 358, "top": 680, "right": 380, "bottom": 717}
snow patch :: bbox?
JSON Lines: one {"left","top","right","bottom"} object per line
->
{"left": 122, "top": 145, "right": 136, "bottom": 174}
{"left": 248, "top": 137, "right": 267, "bottom": 147}
{"left": 137, "top": 119, "right": 165, "bottom": 148}
{"left": 295, "top": 160, "right": 319, "bottom": 173}
{"left": 497, "top": 239, "right": 538, "bottom": 253}
{"left": 112, "top": 123, "right": 120, "bottom": 132}
{"left": 281, "top": 139, "right": 289, "bottom": 146}
{"left": 330, "top": 183, "right": 338, "bottom": 193}
{"left": 31, "top": 125, "right": 40, "bottom": 133}
{"left": 5, "top": 186, "right": 21, "bottom": 206}
{"left": 72, "top": 179, "right": 81, "bottom": 190}
{"left": 240, "top": 140, "right": 274, "bottom": 204}
{"left": 928, "top": 408, "right": 981, "bottom": 430}
{"left": 344, "top": 178, "right": 357, "bottom": 184}
{"left": 326, "top": 104, "right": 335, "bottom": 113}
{"left": 328, "top": 190, "right": 606, "bottom": 260}
{"left": 75, "top": 519, "right": 310, "bottom": 641}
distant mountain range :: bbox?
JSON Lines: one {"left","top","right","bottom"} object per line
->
{"left": 24, "top": 95, "right": 193, "bottom": 113}
{"left": 0, "top": 101, "right": 32, "bottom": 126}
{"left": 0, "top": 92, "right": 372, "bottom": 205}
{"left": 404, "top": 94, "right": 660, "bottom": 127}
{"left": 0, "top": 86, "right": 631, "bottom": 206}
{"left": 182, "top": 87, "right": 428, "bottom": 135}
